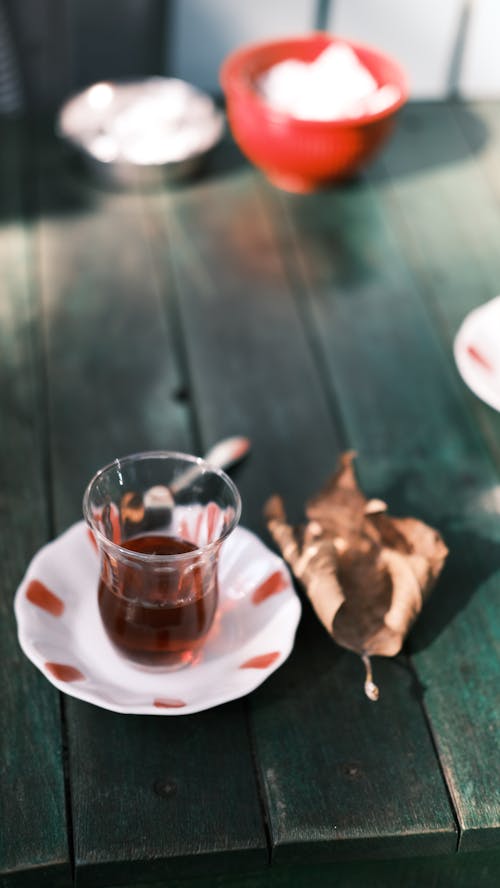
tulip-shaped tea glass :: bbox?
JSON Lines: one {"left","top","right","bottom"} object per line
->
{"left": 83, "top": 451, "right": 241, "bottom": 668}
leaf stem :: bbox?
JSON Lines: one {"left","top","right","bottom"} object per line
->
{"left": 361, "top": 654, "right": 379, "bottom": 702}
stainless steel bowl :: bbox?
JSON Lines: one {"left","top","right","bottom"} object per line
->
{"left": 56, "top": 77, "right": 225, "bottom": 188}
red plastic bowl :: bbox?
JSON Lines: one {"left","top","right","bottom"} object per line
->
{"left": 220, "top": 33, "right": 409, "bottom": 192}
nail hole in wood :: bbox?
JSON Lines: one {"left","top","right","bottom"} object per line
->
{"left": 153, "top": 778, "right": 178, "bottom": 798}
{"left": 173, "top": 386, "right": 190, "bottom": 403}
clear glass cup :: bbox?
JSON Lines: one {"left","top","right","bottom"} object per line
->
{"left": 83, "top": 451, "right": 241, "bottom": 669}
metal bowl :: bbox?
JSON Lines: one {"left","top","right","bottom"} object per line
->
{"left": 56, "top": 77, "right": 225, "bottom": 188}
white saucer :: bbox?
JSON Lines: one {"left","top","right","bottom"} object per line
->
{"left": 14, "top": 522, "right": 301, "bottom": 715}
{"left": 454, "top": 295, "right": 500, "bottom": 412}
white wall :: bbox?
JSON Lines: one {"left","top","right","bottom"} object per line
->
{"left": 169, "top": 0, "right": 313, "bottom": 96}
{"left": 167, "top": 0, "right": 500, "bottom": 100}
{"left": 330, "top": 0, "right": 464, "bottom": 99}
{"left": 458, "top": 0, "right": 500, "bottom": 97}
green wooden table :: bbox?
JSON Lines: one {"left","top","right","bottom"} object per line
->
{"left": 1, "top": 103, "right": 499, "bottom": 888}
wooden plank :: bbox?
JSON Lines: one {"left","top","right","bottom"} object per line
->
{"left": 34, "top": 128, "right": 267, "bottom": 885}
{"left": 362, "top": 102, "right": 500, "bottom": 851}
{"left": 0, "top": 122, "right": 71, "bottom": 886}
{"left": 66, "top": 702, "right": 267, "bottom": 887}
{"left": 258, "top": 108, "right": 500, "bottom": 853}
{"left": 143, "top": 158, "right": 457, "bottom": 862}
{"left": 372, "top": 102, "right": 500, "bottom": 464}
{"left": 143, "top": 168, "right": 344, "bottom": 529}
{"left": 91, "top": 847, "right": 500, "bottom": 888}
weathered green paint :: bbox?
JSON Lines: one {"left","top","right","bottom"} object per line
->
{"left": 374, "top": 102, "right": 500, "bottom": 466}
{"left": 103, "top": 847, "right": 500, "bottom": 887}
{"left": 0, "top": 123, "right": 71, "bottom": 885}
{"left": 367, "top": 103, "right": 500, "bottom": 851}
{"left": 33, "top": 131, "right": 267, "bottom": 885}
{"left": 144, "top": 160, "right": 457, "bottom": 863}
{"left": 3, "top": 105, "right": 500, "bottom": 884}
{"left": 269, "top": 109, "right": 500, "bottom": 853}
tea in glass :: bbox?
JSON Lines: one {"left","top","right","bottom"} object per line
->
{"left": 83, "top": 451, "right": 241, "bottom": 668}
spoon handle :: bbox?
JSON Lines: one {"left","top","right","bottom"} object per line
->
{"left": 203, "top": 436, "right": 251, "bottom": 470}
{"left": 169, "top": 436, "right": 250, "bottom": 496}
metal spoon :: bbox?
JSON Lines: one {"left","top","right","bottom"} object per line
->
{"left": 169, "top": 435, "right": 250, "bottom": 496}
{"left": 122, "top": 437, "right": 250, "bottom": 533}
{"left": 199, "top": 436, "right": 251, "bottom": 473}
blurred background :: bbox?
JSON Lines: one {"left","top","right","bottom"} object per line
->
{"left": 1, "top": 0, "right": 499, "bottom": 116}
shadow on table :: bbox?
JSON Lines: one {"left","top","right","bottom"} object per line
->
{"left": 0, "top": 117, "right": 250, "bottom": 224}
{"left": 208, "top": 102, "right": 494, "bottom": 191}
{"left": 356, "top": 465, "right": 500, "bottom": 656}
{"left": 0, "top": 101, "right": 491, "bottom": 223}
{"left": 0, "top": 118, "right": 102, "bottom": 223}
{"left": 205, "top": 103, "right": 493, "bottom": 190}
{"left": 370, "top": 101, "right": 491, "bottom": 182}
{"left": 408, "top": 522, "right": 500, "bottom": 654}
{"left": 204, "top": 134, "right": 249, "bottom": 180}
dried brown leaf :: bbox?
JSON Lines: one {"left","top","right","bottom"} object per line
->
{"left": 265, "top": 452, "right": 448, "bottom": 700}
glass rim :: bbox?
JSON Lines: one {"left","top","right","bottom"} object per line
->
{"left": 82, "top": 449, "right": 242, "bottom": 563}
